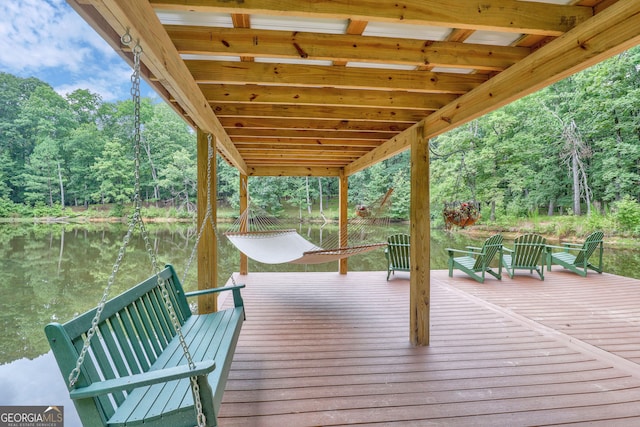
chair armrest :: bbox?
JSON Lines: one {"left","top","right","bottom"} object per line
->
{"left": 502, "top": 247, "right": 513, "bottom": 254}
{"left": 546, "top": 244, "right": 585, "bottom": 252}
{"left": 465, "top": 246, "right": 482, "bottom": 251}
{"left": 560, "top": 242, "right": 583, "bottom": 248}
{"left": 69, "top": 360, "right": 216, "bottom": 399}
{"left": 446, "top": 248, "right": 481, "bottom": 256}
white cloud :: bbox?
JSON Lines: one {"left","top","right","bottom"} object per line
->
{"left": 0, "top": 0, "right": 134, "bottom": 101}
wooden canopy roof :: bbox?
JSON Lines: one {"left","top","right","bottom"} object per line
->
{"left": 68, "top": 0, "right": 640, "bottom": 177}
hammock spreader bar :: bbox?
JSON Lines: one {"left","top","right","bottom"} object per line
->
{"left": 225, "top": 230, "right": 386, "bottom": 264}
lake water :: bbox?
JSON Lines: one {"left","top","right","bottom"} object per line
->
{"left": 0, "top": 222, "right": 636, "bottom": 426}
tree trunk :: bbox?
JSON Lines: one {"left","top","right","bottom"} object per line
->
{"left": 58, "top": 161, "right": 65, "bottom": 208}
{"left": 305, "top": 177, "right": 312, "bottom": 215}
{"left": 547, "top": 199, "right": 555, "bottom": 216}
{"left": 143, "top": 140, "right": 160, "bottom": 206}
{"left": 572, "top": 152, "right": 581, "bottom": 215}
{"left": 318, "top": 178, "right": 323, "bottom": 213}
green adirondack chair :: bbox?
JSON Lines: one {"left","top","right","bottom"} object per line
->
{"left": 447, "top": 234, "right": 503, "bottom": 283}
{"left": 502, "top": 233, "right": 547, "bottom": 280}
{"left": 547, "top": 231, "right": 604, "bottom": 277}
{"left": 385, "top": 233, "right": 410, "bottom": 280}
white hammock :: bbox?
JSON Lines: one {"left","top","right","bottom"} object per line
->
{"left": 225, "top": 189, "right": 392, "bottom": 265}
{"left": 225, "top": 229, "right": 385, "bottom": 264}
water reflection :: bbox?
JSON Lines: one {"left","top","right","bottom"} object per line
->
{"left": 0, "top": 222, "right": 635, "bottom": 422}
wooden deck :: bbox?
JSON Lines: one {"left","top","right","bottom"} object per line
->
{"left": 217, "top": 269, "right": 640, "bottom": 426}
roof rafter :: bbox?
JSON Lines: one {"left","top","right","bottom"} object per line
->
{"left": 150, "top": 0, "right": 592, "bottom": 36}
{"left": 186, "top": 60, "right": 487, "bottom": 93}
{"left": 199, "top": 84, "right": 459, "bottom": 111}
{"left": 167, "top": 25, "right": 529, "bottom": 72}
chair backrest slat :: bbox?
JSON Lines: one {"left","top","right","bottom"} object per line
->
{"left": 513, "top": 234, "right": 546, "bottom": 266}
{"left": 574, "top": 231, "right": 604, "bottom": 265}
{"left": 473, "top": 234, "right": 503, "bottom": 270}
{"left": 388, "top": 234, "right": 410, "bottom": 269}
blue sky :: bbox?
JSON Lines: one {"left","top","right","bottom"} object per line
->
{"left": 0, "top": 0, "right": 154, "bottom": 102}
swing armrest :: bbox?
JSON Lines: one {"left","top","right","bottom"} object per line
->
{"left": 69, "top": 360, "right": 216, "bottom": 399}
{"left": 186, "top": 284, "right": 246, "bottom": 309}
{"left": 184, "top": 283, "right": 245, "bottom": 297}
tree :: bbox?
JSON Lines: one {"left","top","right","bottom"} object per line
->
{"left": 63, "top": 124, "right": 105, "bottom": 207}
{"left": 66, "top": 89, "right": 102, "bottom": 125}
{"left": 23, "top": 137, "right": 63, "bottom": 206}
{"left": 158, "top": 148, "right": 197, "bottom": 211}
{"left": 90, "top": 138, "right": 134, "bottom": 205}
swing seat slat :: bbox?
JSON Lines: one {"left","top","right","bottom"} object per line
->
{"left": 45, "top": 264, "right": 245, "bottom": 427}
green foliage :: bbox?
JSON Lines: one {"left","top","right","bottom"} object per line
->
{"left": 613, "top": 196, "right": 640, "bottom": 234}
{"left": 2, "top": 46, "right": 640, "bottom": 226}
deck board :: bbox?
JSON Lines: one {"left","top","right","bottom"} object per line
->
{"left": 217, "top": 270, "right": 640, "bottom": 426}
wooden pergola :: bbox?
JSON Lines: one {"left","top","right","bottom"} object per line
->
{"left": 67, "top": 0, "right": 640, "bottom": 345}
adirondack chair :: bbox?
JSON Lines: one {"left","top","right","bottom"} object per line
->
{"left": 547, "top": 231, "right": 604, "bottom": 276}
{"left": 385, "top": 233, "right": 410, "bottom": 280}
{"left": 502, "top": 233, "right": 547, "bottom": 280}
{"left": 447, "top": 234, "right": 503, "bottom": 283}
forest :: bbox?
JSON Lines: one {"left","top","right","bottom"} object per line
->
{"left": 0, "top": 46, "right": 639, "bottom": 231}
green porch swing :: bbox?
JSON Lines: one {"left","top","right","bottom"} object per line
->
{"left": 44, "top": 35, "right": 244, "bottom": 427}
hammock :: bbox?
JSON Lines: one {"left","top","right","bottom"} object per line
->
{"left": 226, "top": 229, "right": 385, "bottom": 264}
{"left": 225, "top": 189, "right": 392, "bottom": 265}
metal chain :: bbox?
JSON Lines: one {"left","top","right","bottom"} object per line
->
{"left": 182, "top": 134, "right": 237, "bottom": 287}
{"left": 69, "top": 31, "right": 206, "bottom": 427}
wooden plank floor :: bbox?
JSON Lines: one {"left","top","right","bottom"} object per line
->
{"left": 217, "top": 269, "right": 640, "bottom": 426}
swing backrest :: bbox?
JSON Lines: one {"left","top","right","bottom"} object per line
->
{"left": 45, "top": 266, "right": 192, "bottom": 425}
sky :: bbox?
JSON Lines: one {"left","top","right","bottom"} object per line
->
{"left": 0, "top": 0, "right": 154, "bottom": 102}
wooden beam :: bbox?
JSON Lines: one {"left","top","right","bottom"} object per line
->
{"left": 345, "top": 0, "right": 640, "bottom": 176}
{"left": 339, "top": 170, "right": 348, "bottom": 274}
{"left": 187, "top": 60, "right": 487, "bottom": 93}
{"left": 197, "top": 129, "right": 217, "bottom": 313}
{"left": 80, "top": 0, "right": 248, "bottom": 175}
{"left": 239, "top": 174, "right": 248, "bottom": 275}
{"left": 167, "top": 25, "right": 528, "bottom": 72}
{"left": 219, "top": 117, "right": 414, "bottom": 133}
{"left": 410, "top": 125, "right": 430, "bottom": 346}
{"left": 233, "top": 140, "right": 383, "bottom": 150}
{"left": 226, "top": 128, "right": 399, "bottom": 140}
{"left": 151, "top": 0, "right": 592, "bottom": 36}
{"left": 213, "top": 103, "right": 433, "bottom": 123}
{"left": 248, "top": 166, "right": 342, "bottom": 177}
{"left": 200, "top": 84, "right": 459, "bottom": 111}
{"left": 246, "top": 159, "right": 351, "bottom": 166}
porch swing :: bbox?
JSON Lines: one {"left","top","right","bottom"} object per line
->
{"left": 440, "top": 152, "right": 481, "bottom": 229}
{"left": 44, "top": 34, "right": 244, "bottom": 427}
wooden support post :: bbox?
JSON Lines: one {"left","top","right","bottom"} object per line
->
{"left": 410, "top": 125, "right": 430, "bottom": 346}
{"left": 239, "top": 173, "right": 248, "bottom": 275}
{"left": 339, "top": 170, "right": 348, "bottom": 274}
{"left": 197, "top": 129, "right": 217, "bottom": 313}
